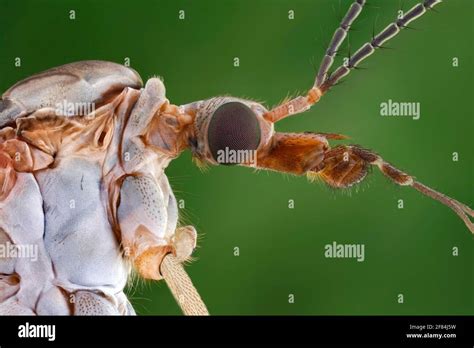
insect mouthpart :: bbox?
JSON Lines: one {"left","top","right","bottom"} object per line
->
{"left": 207, "top": 102, "right": 261, "bottom": 166}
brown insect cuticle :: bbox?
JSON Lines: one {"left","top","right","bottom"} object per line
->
{"left": 307, "top": 87, "right": 322, "bottom": 104}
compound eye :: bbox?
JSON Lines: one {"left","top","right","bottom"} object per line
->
{"left": 207, "top": 102, "right": 261, "bottom": 165}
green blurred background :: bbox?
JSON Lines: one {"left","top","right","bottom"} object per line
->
{"left": 0, "top": 0, "right": 472, "bottom": 315}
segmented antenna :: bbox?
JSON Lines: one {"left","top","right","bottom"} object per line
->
{"left": 320, "top": 0, "right": 442, "bottom": 92}
{"left": 315, "top": 0, "right": 366, "bottom": 87}
{"left": 263, "top": 0, "right": 443, "bottom": 123}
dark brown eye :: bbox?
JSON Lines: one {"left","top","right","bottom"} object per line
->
{"left": 207, "top": 102, "right": 261, "bottom": 165}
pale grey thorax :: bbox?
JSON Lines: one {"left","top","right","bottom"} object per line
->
{"left": 0, "top": 62, "right": 184, "bottom": 315}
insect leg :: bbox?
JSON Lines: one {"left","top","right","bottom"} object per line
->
{"left": 117, "top": 174, "right": 172, "bottom": 280}
{"left": 158, "top": 175, "right": 197, "bottom": 263}
{"left": 117, "top": 173, "right": 197, "bottom": 279}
